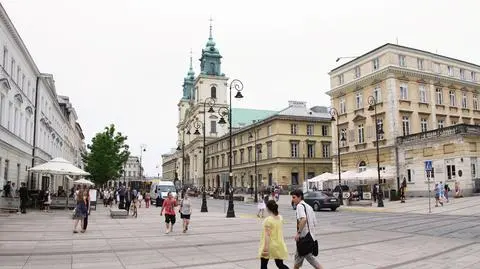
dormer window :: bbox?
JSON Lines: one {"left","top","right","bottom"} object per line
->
{"left": 338, "top": 74, "right": 344, "bottom": 85}
{"left": 372, "top": 58, "right": 379, "bottom": 71}
{"left": 398, "top": 55, "right": 406, "bottom": 67}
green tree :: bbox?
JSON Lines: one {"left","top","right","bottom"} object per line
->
{"left": 82, "top": 124, "right": 130, "bottom": 185}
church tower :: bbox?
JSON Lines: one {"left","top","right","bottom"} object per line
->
{"left": 178, "top": 52, "right": 195, "bottom": 129}
{"left": 199, "top": 19, "right": 224, "bottom": 76}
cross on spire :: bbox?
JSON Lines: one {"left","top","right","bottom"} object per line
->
{"left": 189, "top": 48, "right": 193, "bottom": 69}
{"left": 209, "top": 16, "right": 213, "bottom": 39}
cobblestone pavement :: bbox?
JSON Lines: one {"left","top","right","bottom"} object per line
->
{"left": 1, "top": 196, "right": 480, "bottom": 269}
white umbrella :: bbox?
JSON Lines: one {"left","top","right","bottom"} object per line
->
{"left": 74, "top": 178, "right": 94, "bottom": 186}
{"left": 29, "top": 157, "right": 90, "bottom": 176}
{"left": 340, "top": 170, "right": 359, "bottom": 180}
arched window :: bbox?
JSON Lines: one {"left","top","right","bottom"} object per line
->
{"left": 358, "top": 161, "right": 367, "bottom": 172}
{"left": 211, "top": 86, "right": 216, "bottom": 98}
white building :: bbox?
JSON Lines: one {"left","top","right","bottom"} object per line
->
{"left": 0, "top": 3, "right": 85, "bottom": 192}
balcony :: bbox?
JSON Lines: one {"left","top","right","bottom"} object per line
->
{"left": 397, "top": 124, "right": 480, "bottom": 145}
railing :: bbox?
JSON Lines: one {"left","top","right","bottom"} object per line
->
{"left": 397, "top": 124, "right": 480, "bottom": 144}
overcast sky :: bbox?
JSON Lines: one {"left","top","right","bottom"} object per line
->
{"left": 3, "top": 0, "right": 480, "bottom": 176}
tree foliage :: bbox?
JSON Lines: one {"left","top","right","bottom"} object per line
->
{"left": 81, "top": 124, "right": 130, "bottom": 185}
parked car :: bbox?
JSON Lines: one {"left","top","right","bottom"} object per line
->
{"left": 292, "top": 191, "right": 340, "bottom": 211}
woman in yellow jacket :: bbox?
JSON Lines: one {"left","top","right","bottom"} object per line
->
{"left": 258, "top": 200, "right": 289, "bottom": 269}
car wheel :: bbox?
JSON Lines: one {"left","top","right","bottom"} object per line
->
{"left": 313, "top": 203, "right": 320, "bottom": 211}
{"left": 331, "top": 207, "right": 338, "bottom": 212}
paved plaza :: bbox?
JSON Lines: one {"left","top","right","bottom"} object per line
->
{"left": 1, "top": 196, "right": 480, "bottom": 269}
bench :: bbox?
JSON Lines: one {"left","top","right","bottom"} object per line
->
{"left": 349, "top": 200, "right": 373, "bottom": 207}
{"left": 49, "top": 198, "right": 76, "bottom": 209}
{"left": 110, "top": 208, "right": 128, "bottom": 219}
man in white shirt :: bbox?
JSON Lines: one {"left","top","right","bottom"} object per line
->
{"left": 291, "top": 189, "right": 323, "bottom": 269}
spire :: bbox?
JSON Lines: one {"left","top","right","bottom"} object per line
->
{"left": 209, "top": 16, "right": 213, "bottom": 39}
{"left": 183, "top": 51, "right": 196, "bottom": 100}
{"left": 200, "top": 17, "right": 223, "bottom": 76}
{"left": 188, "top": 48, "right": 194, "bottom": 77}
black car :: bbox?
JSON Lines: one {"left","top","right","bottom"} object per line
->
{"left": 297, "top": 191, "right": 340, "bottom": 211}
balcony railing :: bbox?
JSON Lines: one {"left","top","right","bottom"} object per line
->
{"left": 397, "top": 124, "right": 480, "bottom": 144}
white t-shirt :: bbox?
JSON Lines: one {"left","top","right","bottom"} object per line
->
{"left": 295, "top": 201, "right": 316, "bottom": 240}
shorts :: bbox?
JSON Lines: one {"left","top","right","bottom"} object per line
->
{"left": 180, "top": 213, "right": 191, "bottom": 219}
{"left": 165, "top": 214, "right": 176, "bottom": 224}
{"left": 435, "top": 194, "right": 440, "bottom": 199}
{"left": 294, "top": 252, "right": 321, "bottom": 268}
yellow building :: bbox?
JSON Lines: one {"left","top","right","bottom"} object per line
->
{"left": 327, "top": 43, "right": 480, "bottom": 196}
{"left": 205, "top": 101, "right": 332, "bottom": 189}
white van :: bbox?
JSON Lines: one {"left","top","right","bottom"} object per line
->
{"left": 151, "top": 181, "right": 177, "bottom": 206}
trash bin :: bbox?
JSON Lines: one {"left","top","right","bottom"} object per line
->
{"left": 390, "top": 189, "right": 399, "bottom": 201}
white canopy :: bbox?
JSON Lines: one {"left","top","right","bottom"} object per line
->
{"left": 29, "top": 157, "right": 90, "bottom": 176}
{"left": 74, "top": 178, "right": 94, "bottom": 186}
{"left": 357, "top": 168, "right": 396, "bottom": 180}
{"left": 340, "top": 170, "right": 359, "bottom": 180}
{"left": 309, "top": 172, "right": 337, "bottom": 183}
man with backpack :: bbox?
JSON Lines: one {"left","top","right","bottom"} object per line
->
{"left": 291, "top": 189, "right": 323, "bottom": 269}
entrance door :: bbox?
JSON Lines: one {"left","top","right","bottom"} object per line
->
{"left": 291, "top": 173, "right": 299, "bottom": 186}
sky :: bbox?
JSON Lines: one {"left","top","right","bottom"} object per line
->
{"left": 3, "top": 0, "right": 480, "bottom": 177}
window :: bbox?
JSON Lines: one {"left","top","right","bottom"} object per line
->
{"left": 240, "top": 149, "right": 244, "bottom": 163}
{"left": 474, "top": 95, "right": 478, "bottom": 110}
{"left": 290, "top": 124, "right": 297, "bottom": 135}
{"left": 436, "top": 88, "right": 443, "bottom": 105}
{"left": 400, "top": 83, "right": 408, "bottom": 100}
{"left": 339, "top": 98, "right": 346, "bottom": 114}
{"left": 256, "top": 145, "right": 262, "bottom": 161}
{"left": 433, "top": 62, "right": 440, "bottom": 73}
{"left": 472, "top": 158, "right": 477, "bottom": 178}
{"left": 447, "top": 66, "right": 454, "bottom": 76}
{"left": 355, "top": 91, "right": 363, "bottom": 109}
{"left": 2, "top": 47, "right": 7, "bottom": 68}
{"left": 306, "top": 124, "right": 314, "bottom": 136}
{"left": 373, "top": 86, "right": 382, "bottom": 103}
{"left": 221, "top": 155, "right": 225, "bottom": 167}
{"left": 421, "top": 118, "right": 428, "bottom": 132}
{"left": 372, "top": 58, "right": 379, "bottom": 71}
{"left": 354, "top": 66, "right": 361, "bottom": 78}
{"left": 398, "top": 55, "right": 406, "bottom": 67}
{"left": 417, "top": 58, "right": 424, "bottom": 70}
{"left": 338, "top": 74, "right": 344, "bottom": 85}
{"left": 357, "top": 124, "right": 364, "bottom": 144}
{"left": 210, "top": 120, "right": 217, "bottom": 133}
{"left": 447, "top": 164, "right": 456, "bottom": 180}
{"left": 322, "top": 144, "right": 330, "bottom": 158}
{"left": 267, "top": 143, "right": 272, "bottom": 159}
{"left": 267, "top": 125, "right": 272, "bottom": 136}
{"left": 460, "top": 69, "right": 465, "bottom": 80}
{"left": 0, "top": 93, "right": 5, "bottom": 126}
{"left": 248, "top": 147, "right": 252, "bottom": 162}
{"left": 449, "top": 90, "right": 456, "bottom": 106}
{"left": 210, "top": 86, "right": 216, "bottom": 98}
{"left": 358, "top": 161, "right": 367, "bottom": 172}
{"left": 472, "top": 71, "right": 476, "bottom": 81}
{"left": 419, "top": 85, "right": 427, "bottom": 103}
{"left": 402, "top": 116, "right": 410, "bottom": 136}
{"left": 407, "top": 169, "right": 412, "bottom": 182}
{"left": 427, "top": 167, "right": 435, "bottom": 179}
{"left": 233, "top": 151, "right": 237, "bottom": 165}
{"left": 10, "top": 58, "right": 15, "bottom": 78}
{"left": 438, "top": 119, "right": 444, "bottom": 129}
{"left": 340, "top": 129, "right": 347, "bottom": 147}
{"left": 377, "top": 119, "right": 384, "bottom": 140}
{"left": 307, "top": 143, "right": 315, "bottom": 158}
{"left": 16, "top": 66, "right": 20, "bottom": 85}
{"left": 462, "top": 92, "right": 468, "bottom": 109}
{"left": 290, "top": 142, "right": 299, "bottom": 158}
{"left": 321, "top": 125, "right": 328, "bottom": 136}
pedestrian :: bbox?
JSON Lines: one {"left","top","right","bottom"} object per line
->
{"left": 11, "top": 182, "right": 17, "bottom": 197}
{"left": 257, "top": 192, "right": 266, "bottom": 218}
{"left": 138, "top": 192, "right": 143, "bottom": 208}
{"left": 19, "top": 182, "right": 28, "bottom": 214}
{"left": 258, "top": 200, "right": 289, "bottom": 269}
{"left": 291, "top": 189, "right": 323, "bottom": 269}
{"left": 132, "top": 193, "right": 139, "bottom": 218}
{"left": 43, "top": 190, "right": 51, "bottom": 212}
{"left": 82, "top": 186, "right": 91, "bottom": 231}
{"left": 103, "top": 189, "right": 110, "bottom": 207}
{"left": 125, "top": 187, "right": 132, "bottom": 215}
{"left": 435, "top": 183, "right": 443, "bottom": 207}
{"left": 73, "top": 189, "right": 87, "bottom": 233}
{"left": 444, "top": 183, "right": 450, "bottom": 202}
{"left": 400, "top": 179, "right": 407, "bottom": 203}
{"left": 145, "top": 192, "right": 151, "bottom": 208}
{"left": 179, "top": 191, "right": 192, "bottom": 233}
{"left": 2, "top": 181, "right": 11, "bottom": 197}
{"left": 160, "top": 192, "right": 178, "bottom": 234}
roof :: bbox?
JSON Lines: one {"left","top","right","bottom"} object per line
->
{"left": 329, "top": 43, "right": 480, "bottom": 74}
{"left": 231, "top": 108, "right": 277, "bottom": 128}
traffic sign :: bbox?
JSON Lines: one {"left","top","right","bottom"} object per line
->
{"left": 425, "top": 160, "right": 432, "bottom": 171}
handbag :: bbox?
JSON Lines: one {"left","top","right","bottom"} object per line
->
{"left": 296, "top": 203, "right": 319, "bottom": 256}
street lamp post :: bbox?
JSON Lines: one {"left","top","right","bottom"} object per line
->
{"left": 139, "top": 144, "right": 146, "bottom": 191}
{"left": 330, "top": 108, "right": 346, "bottom": 205}
{"left": 248, "top": 130, "right": 260, "bottom": 203}
{"left": 218, "top": 79, "right": 244, "bottom": 218}
{"left": 368, "top": 96, "right": 385, "bottom": 207}
{"left": 200, "top": 97, "right": 216, "bottom": 212}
